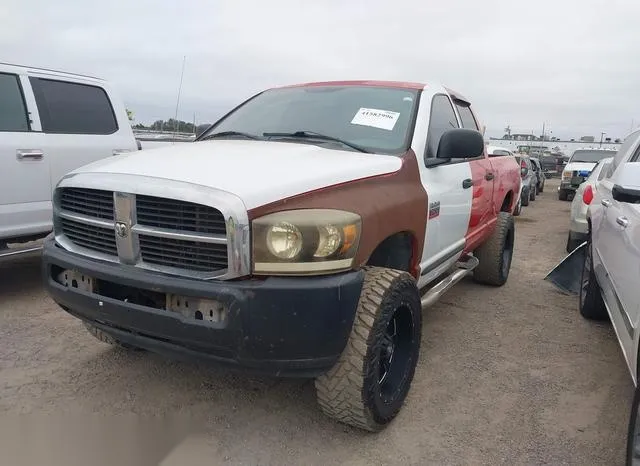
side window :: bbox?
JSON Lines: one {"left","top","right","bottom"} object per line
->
{"left": 631, "top": 146, "right": 640, "bottom": 163}
{"left": 0, "top": 73, "right": 30, "bottom": 132}
{"left": 425, "top": 94, "right": 459, "bottom": 158}
{"left": 29, "top": 77, "right": 118, "bottom": 135}
{"left": 454, "top": 102, "right": 479, "bottom": 130}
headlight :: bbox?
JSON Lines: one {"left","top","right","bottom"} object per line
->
{"left": 562, "top": 170, "right": 572, "bottom": 180}
{"left": 252, "top": 209, "right": 362, "bottom": 275}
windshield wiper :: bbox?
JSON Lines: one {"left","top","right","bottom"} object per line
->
{"left": 263, "top": 131, "right": 371, "bottom": 153}
{"left": 200, "top": 131, "right": 262, "bottom": 141}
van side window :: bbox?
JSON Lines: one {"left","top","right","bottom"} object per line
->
{"left": 29, "top": 77, "right": 118, "bottom": 135}
{"left": 454, "top": 102, "right": 479, "bottom": 130}
{"left": 425, "top": 94, "right": 459, "bottom": 159}
{"left": 0, "top": 73, "right": 30, "bottom": 132}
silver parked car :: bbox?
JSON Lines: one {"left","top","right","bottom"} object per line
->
{"left": 575, "top": 129, "right": 640, "bottom": 465}
{"left": 565, "top": 157, "right": 613, "bottom": 252}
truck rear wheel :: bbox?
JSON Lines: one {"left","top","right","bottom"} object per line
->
{"left": 315, "top": 266, "right": 422, "bottom": 432}
{"left": 83, "top": 322, "right": 144, "bottom": 351}
{"left": 472, "top": 212, "right": 515, "bottom": 286}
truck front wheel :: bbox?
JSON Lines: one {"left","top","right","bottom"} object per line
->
{"left": 472, "top": 212, "right": 515, "bottom": 286}
{"left": 315, "top": 266, "right": 422, "bottom": 432}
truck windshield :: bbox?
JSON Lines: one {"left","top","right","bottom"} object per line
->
{"left": 570, "top": 150, "right": 614, "bottom": 163}
{"left": 199, "top": 85, "right": 420, "bottom": 154}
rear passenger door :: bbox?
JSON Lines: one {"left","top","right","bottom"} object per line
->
{"left": 0, "top": 71, "right": 50, "bottom": 239}
{"left": 453, "top": 99, "right": 495, "bottom": 249}
{"left": 28, "top": 76, "right": 136, "bottom": 190}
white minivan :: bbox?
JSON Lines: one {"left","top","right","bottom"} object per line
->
{"left": 0, "top": 62, "right": 138, "bottom": 257}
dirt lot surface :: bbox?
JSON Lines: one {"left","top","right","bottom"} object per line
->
{"left": 0, "top": 178, "right": 634, "bottom": 465}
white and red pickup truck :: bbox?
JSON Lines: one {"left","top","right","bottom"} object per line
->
{"left": 42, "top": 80, "right": 521, "bottom": 431}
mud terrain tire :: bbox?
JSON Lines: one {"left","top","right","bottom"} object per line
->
{"left": 472, "top": 212, "right": 515, "bottom": 286}
{"left": 315, "top": 266, "right": 422, "bottom": 432}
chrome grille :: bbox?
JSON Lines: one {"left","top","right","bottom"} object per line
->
{"left": 136, "top": 195, "right": 226, "bottom": 235}
{"left": 55, "top": 187, "right": 230, "bottom": 277}
{"left": 139, "top": 236, "right": 228, "bottom": 272}
{"left": 60, "top": 218, "right": 117, "bottom": 255}
{"left": 59, "top": 188, "right": 114, "bottom": 220}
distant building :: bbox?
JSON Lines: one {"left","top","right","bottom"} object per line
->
{"left": 580, "top": 136, "right": 595, "bottom": 143}
{"left": 511, "top": 133, "right": 537, "bottom": 141}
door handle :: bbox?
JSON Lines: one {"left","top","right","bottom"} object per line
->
{"left": 485, "top": 172, "right": 495, "bottom": 181}
{"left": 616, "top": 216, "right": 629, "bottom": 228}
{"left": 16, "top": 149, "right": 44, "bottom": 160}
{"left": 462, "top": 178, "right": 473, "bottom": 189}
{"left": 601, "top": 199, "right": 612, "bottom": 208}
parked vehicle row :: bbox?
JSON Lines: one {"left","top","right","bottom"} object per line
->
{"left": 0, "top": 62, "right": 139, "bottom": 260}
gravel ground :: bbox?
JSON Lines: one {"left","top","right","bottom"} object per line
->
{"left": 0, "top": 178, "right": 633, "bottom": 466}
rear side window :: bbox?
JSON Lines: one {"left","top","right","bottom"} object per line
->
{"left": 0, "top": 73, "right": 30, "bottom": 132}
{"left": 426, "top": 94, "right": 459, "bottom": 158}
{"left": 597, "top": 162, "right": 611, "bottom": 181}
{"left": 454, "top": 102, "right": 479, "bottom": 130}
{"left": 29, "top": 77, "right": 118, "bottom": 135}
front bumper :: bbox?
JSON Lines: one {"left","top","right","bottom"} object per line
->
{"left": 42, "top": 237, "right": 364, "bottom": 377}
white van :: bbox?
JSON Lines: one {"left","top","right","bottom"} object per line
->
{"left": 0, "top": 62, "right": 139, "bottom": 258}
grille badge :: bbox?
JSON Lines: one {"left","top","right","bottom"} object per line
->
{"left": 115, "top": 222, "right": 129, "bottom": 238}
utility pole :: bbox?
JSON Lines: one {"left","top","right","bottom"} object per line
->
{"left": 173, "top": 55, "right": 187, "bottom": 140}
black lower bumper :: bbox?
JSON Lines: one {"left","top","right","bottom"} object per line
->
{"left": 42, "top": 237, "right": 364, "bottom": 377}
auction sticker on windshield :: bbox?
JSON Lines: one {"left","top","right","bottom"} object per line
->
{"left": 351, "top": 108, "right": 400, "bottom": 131}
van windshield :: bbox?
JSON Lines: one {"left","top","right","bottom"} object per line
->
{"left": 199, "top": 85, "right": 420, "bottom": 154}
{"left": 570, "top": 150, "right": 614, "bottom": 163}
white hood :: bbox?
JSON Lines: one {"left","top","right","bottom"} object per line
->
{"left": 69, "top": 140, "right": 402, "bottom": 209}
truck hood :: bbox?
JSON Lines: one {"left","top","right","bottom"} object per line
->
{"left": 67, "top": 140, "right": 403, "bottom": 209}
{"left": 564, "top": 162, "right": 597, "bottom": 174}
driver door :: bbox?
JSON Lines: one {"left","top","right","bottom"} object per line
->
{"left": 416, "top": 93, "right": 472, "bottom": 287}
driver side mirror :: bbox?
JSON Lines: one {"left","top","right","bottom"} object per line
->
{"left": 612, "top": 185, "right": 640, "bottom": 204}
{"left": 436, "top": 128, "right": 485, "bottom": 160}
{"left": 612, "top": 162, "right": 640, "bottom": 204}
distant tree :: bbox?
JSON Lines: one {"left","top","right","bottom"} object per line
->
{"left": 126, "top": 108, "right": 134, "bottom": 121}
{"left": 615, "top": 138, "right": 621, "bottom": 143}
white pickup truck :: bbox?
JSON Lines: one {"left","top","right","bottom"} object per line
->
{"left": 0, "top": 62, "right": 138, "bottom": 260}
{"left": 42, "top": 79, "right": 521, "bottom": 431}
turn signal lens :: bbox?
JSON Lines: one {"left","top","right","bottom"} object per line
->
{"left": 583, "top": 185, "right": 594, "bottom": 205}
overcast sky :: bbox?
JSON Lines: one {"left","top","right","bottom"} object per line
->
{"left": 2, "top": 0, "right": 639, "bottom": 139}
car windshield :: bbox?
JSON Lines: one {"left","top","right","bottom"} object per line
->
{"left": 199, "top": 85, "right": 420, "bottom": 154}
{"left": 570, "top": 150, "right": 614, "bottom": 163}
